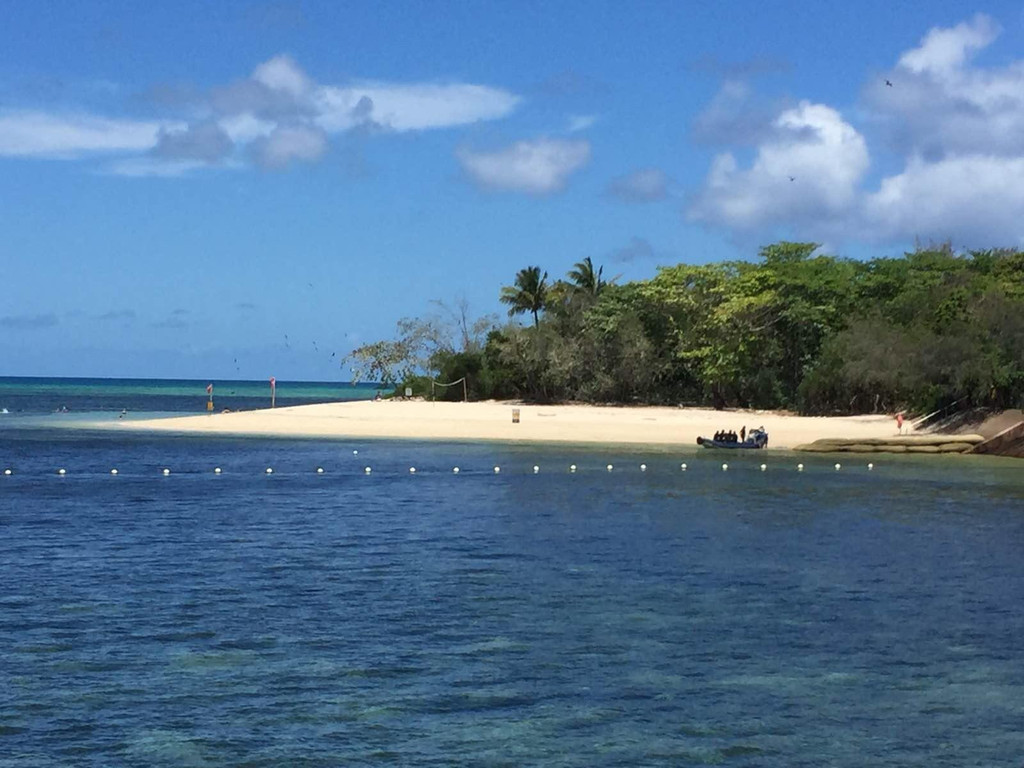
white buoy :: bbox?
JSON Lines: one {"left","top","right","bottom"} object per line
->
{"left": 493, "top": 466, "right": 500, "bottom": 474}
{"left": 453, "top": 467, "right": 460, "bottom": 474}
{"left": 353, "top": 450, "right": 359, "bottom": 455}
{"left": 58, "top": 468, "right": 66, "bottom": 475}
{"left": 797, "top": 463, "right": 804, "bottom": 471}
{"left": 722, "top": 463, "right": 728, "bottom": 471}
{"left": 110, "top": 469, "right": 118, "bottom": 475}
{"left": 214, "top": 467, "right": 222, "bottom": 474}
{"left": 316, "top": 467, "right": 324, "bottom": 474}
{"left": 867, "top": 463, "right": 874, "bottom": 470}
{"left": 834, "top": 463, "right": 841, "bottom": 471}
{"left": 607, "top": 464, "right": 614, "bottom": 472}
{"left": 3, "top": 468, "right": 11, "bottom": 476}
{"left": 680, "top": 463, "right": 687, "bottom": 471}
{"left": 569, "top": 464, "right": 577, "bottom": 473}
{"left": 640, "top": 463, "right": 647, "bottom": 472}
{"left": 265, "top": 467, "right": 273, "bottom": 474}
{"left": 364, "top": 466, "right": 372, "bottom": 474}
{"left": 409, "top": 467, "right": 416, "bottom": 474}
{"left": 760, "top": 464, "right": 767, "bottom": 472}
{"left": 162, "top": 468, "right": 170, "bottom": 476}
{"left": 533, "top": 465, "right": 539, "bottom": 474}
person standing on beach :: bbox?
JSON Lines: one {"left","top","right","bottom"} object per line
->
{"left": 740, "top": 426, "right": 746, "bottom": 442}
{"left": 896, "top": 412, "right": 904, "bottom": 434}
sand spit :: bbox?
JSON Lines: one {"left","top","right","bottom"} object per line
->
{"left": 87, "top": 400, "right": 906, "bottom": 450}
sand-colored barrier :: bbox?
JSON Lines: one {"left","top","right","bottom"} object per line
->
{"left": 794, "top": 434, "right": 983, "bottom": 454}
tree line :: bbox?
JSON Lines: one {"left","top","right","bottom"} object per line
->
{"left": 348, "top": 243, "right": 1024, "bottom": 415}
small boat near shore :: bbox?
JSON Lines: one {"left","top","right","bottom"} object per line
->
{"left": 697, "top": 427, "right": 769, "bottom": 449}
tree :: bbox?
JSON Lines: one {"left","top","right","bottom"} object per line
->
{"left": 567, "top": 256, "right": 606, "bottom": 298}
{"left": 500, "top": 266, "right": 548, "bottom": 328}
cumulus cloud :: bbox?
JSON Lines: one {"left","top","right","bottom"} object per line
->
{"left": 0, "top": 111, "right": 175, "bottom": 158}
{"left": 607, "top": 168, "right": 669, "bottom": 203}
{"left": 153, "top": 120, "right": 233, "bottom": 162}
{"left": 457, "top": 138, "right": 590, "bottom": 195}
{"left": 690, "top": 15, "right": 1024, "bottom": 247}
{"left": 865, "top": 155, "right": 1024, "bottom": 246}
{"left": 1, "top": 54, "right": 520, "bottom": 175}
{"left": 689, "top": 101, "right": 868, "bottom": 233}
{"left": 866, "top": 14, "right": 1024, "bottom": 159}
{"left": 249, "top": 124, "right": 328, "bottom": 169}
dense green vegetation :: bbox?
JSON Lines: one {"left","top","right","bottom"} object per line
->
{"left": 348, "top": 243, "right": 1024, "bottom": 415}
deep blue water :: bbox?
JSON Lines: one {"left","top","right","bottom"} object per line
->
{"left": 2, "top": 427, "right": 1023, "bottom": 766}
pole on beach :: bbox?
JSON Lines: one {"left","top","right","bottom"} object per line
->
{"left": 270, "top": 376, "right": 276, "bottom": 408}
{"left": 206, "top": 383, "right": 214, "bottom": 412}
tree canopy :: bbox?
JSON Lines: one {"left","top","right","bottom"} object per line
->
{"left": 350, "top": 243, "right": 1024, "bottom": 413}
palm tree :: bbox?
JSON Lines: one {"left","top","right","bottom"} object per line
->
{"left": 500, "top": 266, "right": 549, "bottom": 328}
{"left": 567, "top": 257, "right": 606, "bottom": 298}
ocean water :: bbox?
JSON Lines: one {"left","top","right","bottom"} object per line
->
{"left": 0, "top": 376, "right": 377, "bottom": 417}
{"left": 2, "top": 384, "right": 1024, "bottom": 765}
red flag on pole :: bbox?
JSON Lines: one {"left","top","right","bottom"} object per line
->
{"left": 269, "top": 377, "right": 276, "bottom": 389}
{"left": 206, "top": 383, "right": 213, "bottom": 394}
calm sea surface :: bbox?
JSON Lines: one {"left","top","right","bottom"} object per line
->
{"left": 2, "top": 380, "right": 1023, "bottom": 766}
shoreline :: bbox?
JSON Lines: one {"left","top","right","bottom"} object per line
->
{"left": 66, "top": 400, "right": 909, "bottom": 450}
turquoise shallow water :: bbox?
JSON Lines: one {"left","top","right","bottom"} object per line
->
{"left": 2, "top": 425, "right": 1023, "bottom": 766}
{"left": 0, "top": 376, "right": 377, "bottom": 417}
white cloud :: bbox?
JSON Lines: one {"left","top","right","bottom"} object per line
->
{"left": 107, "top": 157, "right": 214, "bottom": 177}
{"left": 314, "top": 83, "right": 521, "bottom": 133}
{"left": 457, "top": 138, "right": 591, "bottom": 195}
{"left": 867, "top": 14, "right": 1024, "bottom": 158}
{"left": 0, "top": 55, "right": 520, "bottom": 174}
{"left": 689, "top": 101, "right": 868, "bottom": 232}
{"left": 252, "top": 54, "right": 312, "bottom": 97}
{"left": 865, "top": 155, "right": 1024, "bottom": 245}
{"left": 0, "top": 111, "right": 177, "bottom": 158}
{"left": 897, "top": 14, "right": 999, "bottom": 76}
{"left": 607, "top": 168, "right": 669, "bottom": 202}
{"left": 249, "top": 124, "right": 328, "bottom": 169}
{"left": 567, "top": 114, "right": 597, "bottom": 132}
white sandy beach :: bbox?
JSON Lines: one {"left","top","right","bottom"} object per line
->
{"left": 97, "top": 400, "right": 907, "bottom": 449}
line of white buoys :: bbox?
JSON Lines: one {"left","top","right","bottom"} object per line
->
{"left": 265, "top": 467, "right": 273, "bottom": 474}
{"left": 570, "top": 464, "right": 577, "bottom": 473}
{"left": 316, "top": 467, "right": 324, "bottom": 474}
{"left": 680, "top": 463, "right": 687, "bottom": 471}
{"left": 834, "top": 463, "right": 842, "bottom": 471}
{"left": 867, "top": 463, "right": 874, "bottom": 470}
{"left": 533, "top": 465, "right": 539, "bottom": 473}
{"left": 722, "top": 463, "right": 728, "bottom": 471}
{"left": 409, "top": 467, "right": 416, "bottom": 474}
{"left": 493, "top": 466, "right": 500, "bottom": 474}
{"left": 640, "top": 463, "right": 647, "bottom": 472}
{"left": 364, "top": 467, "right": 372, "bottom": 474}
{"left": 162, "top": 468, "right": 170, "bottom": 476}
{"left": 453, "top": 467, "right": 460, "bottom": 474}
{"left": 57, "top": 468, "right": 66, "bottom": 476}
{"left": 110, "top": 469, "right": 118, "bottom": 475}
{"left": 760, "top": 464, "right": 767, "bottom": 471}
{"left": 797, "top": 463, "right": 804, "bottom": 471}
{"left": 214, "top": 467, "right": 222, "bottom": 474}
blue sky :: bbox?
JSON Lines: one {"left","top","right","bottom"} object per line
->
{"left": 3, "top": 0, "right": 1024, "bottom": 380}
